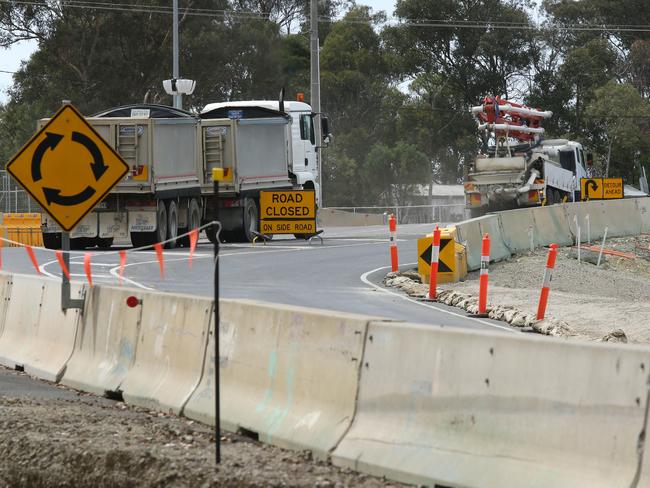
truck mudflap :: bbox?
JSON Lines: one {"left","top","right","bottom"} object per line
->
{"left": 99, "top": 212, "right": 129, "bottom": 239}
{"left": 128, "top": 210, "right": 157, "bottom": 233}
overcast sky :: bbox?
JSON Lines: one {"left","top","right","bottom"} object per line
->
{"left": 0, "top": 0, "right": 397, "bottom": 105}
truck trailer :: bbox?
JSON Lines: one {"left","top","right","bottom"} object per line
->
{"left": 40, "top": 101, "right": 329, "bottom": 249}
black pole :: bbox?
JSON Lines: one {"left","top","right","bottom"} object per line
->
{"left": 213, "top": 177, "right": 221, "bottom": 465}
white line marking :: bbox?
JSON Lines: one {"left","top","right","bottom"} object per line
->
{"left": 359, "top": 264, "right": 516, "bottom": 333}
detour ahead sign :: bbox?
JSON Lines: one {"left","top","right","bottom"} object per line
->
{"left": 260, "top": 190, "right": 316, "bottom": 234}
{"left": 580, "top": 178, "right": 624, "bottom": 200}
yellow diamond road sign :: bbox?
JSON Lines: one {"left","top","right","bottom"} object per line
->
{"left": 6, "top": 104, "right": 129, "bottom": 232}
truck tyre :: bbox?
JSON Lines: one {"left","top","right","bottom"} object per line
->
{"left": 205, "top": 223, "right": 220, "bottom": 244}
{"left": 178, "top": 198, "right": 201, "bottom": 247}
{"left": 166, "top": 200, "right": 179, "bottom": 249}
{"left": 43, "top": 232, "right": 62, "bottom": 249}
{"left": 96, "top": 237, "right": 114, "bottom": 249}
{"left": 238, "top": 198, "right": 259, "bottom": 242}
{"left": 469, "top": 207, "right": 486, "bottom": 219}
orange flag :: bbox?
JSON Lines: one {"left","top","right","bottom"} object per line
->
{"left": 84, "top": 252, "right": 93, "bottom": 287}
{"left": 189, "top": 229, "right": 198, "bottom": 267}
{"left": 154, "top": 242, "right": 165, "bottom": 278}
{"left": 25, "top": 246, "right": 41, "bottom": 274}
{"left": 118, "top": 250, "right": 127, "bottom": 284}
{"left": 55, "top": 250, "right": 71, "bottom": 279}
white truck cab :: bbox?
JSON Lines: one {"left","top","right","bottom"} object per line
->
{"left": 201, "top": 100, "right": 326, "bottom": 204}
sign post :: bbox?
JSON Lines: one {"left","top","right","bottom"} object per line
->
{"left": 5, "top": 102, "right": 129, "bottom": 310}
{"left": 211, "top": 167, "right": 230, "bottom": 465}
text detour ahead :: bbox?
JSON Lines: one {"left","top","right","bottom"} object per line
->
{"left": 580, "top": 177, "right": 624, "bottom": 200}
{"left": 5, "top": 104, "right": 129, "bottom": 232}
{"left": 260, "top": 190, "right": 317, "bottom": 234}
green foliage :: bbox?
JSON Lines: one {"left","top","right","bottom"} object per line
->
{"left": 585, "top": 81, "right": 650, "bottom": 180}
{"left": 2, "top": 0, "right": 650, "bottom": 202}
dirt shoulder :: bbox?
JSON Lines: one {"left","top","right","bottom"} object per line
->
{"left": 0, "top": 369, "right": 405, "bottom": 488}
{"left": 387, "top": 234, "right": 650, "bottom": 344}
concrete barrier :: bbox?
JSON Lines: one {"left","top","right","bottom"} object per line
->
{"left": 0, "top": 273, "right": 83, "bottom": 382}
{"left": 457, "top": 215, "right": 510, "bottom": 271}
{"left": 600, "top": 198, "right": 643, "bottom": 238}
{"left": 638, "top": 197, "right": 650, "bottom": 233}
{"left": 497, "top": 207, "right": 537, "bottom": 253}
{"left": 530, "top": 204, "right": 573, "bottom": 247}
{"left": 0, "top": 272, "right": 13, "bottom": 337}
{"left": 61, "top": 285, "right": 142, "bottom": 395}
{"left": 318, "top": 208, "right": 384, "bottom": 227}
{"left": 184, "top": 299, "right": 371, "bottom": 459}
{"left": 119, "top": 290, "right": 212, "bottom": 414}
{"left": 332, "top": 321, "right": 650, "bottom": 487}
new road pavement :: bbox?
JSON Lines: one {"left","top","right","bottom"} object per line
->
{"left": 2, "top": 223, "right": 512, "bottom": 334}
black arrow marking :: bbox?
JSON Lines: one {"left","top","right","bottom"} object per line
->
{"left": 420, "top": 238, "right": 454, "bottom": 273}
{"left": 584, "top": 179, "right": 599, "bottom": 200}
{"left": 72, "top": 131, "right": 107, "bottom": 180}
{"left": 31, "top": 132, "right": 64, "bottom": 182}
{"left": 43, "top": 185, "right": 96, "bottom": 206}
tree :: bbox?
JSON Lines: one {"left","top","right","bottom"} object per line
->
{"left": 585, "top": 81, "right": 650, "bottom": 180}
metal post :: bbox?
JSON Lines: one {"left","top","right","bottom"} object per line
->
{"left": 61, "top": 232, "right": 84, "bottom": 311}
{"left": 172, "top": 0, "right": 181, "bottom": 109}
{"left": 213, "top": 178, "right": 221, "bottom": 465}
{"left": 310, "top": 0, "right": 322, "bottom": 206}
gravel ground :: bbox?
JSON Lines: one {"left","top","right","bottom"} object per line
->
{"left": 388, "top": 234, "right": 650, "bottom": 344}
{"left": 0, "top": 368, "right": 406, "bottom": 488}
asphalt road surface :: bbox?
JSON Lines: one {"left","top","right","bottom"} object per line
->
{"left": 1, "top": 223, "right": 513, "bottom": 333}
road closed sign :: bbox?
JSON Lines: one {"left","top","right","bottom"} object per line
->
{"left": 5, "top": 104, "right": 129, "bottom": 231}
{"left": 581, "top": 178, "right": 624, "bottom": 200}
{"left": 260, "top": 190, "right": 316, "bottom": 234}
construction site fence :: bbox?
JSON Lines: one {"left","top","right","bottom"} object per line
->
{"left": 322, "top": 204, "right": 468, "bottom": 225}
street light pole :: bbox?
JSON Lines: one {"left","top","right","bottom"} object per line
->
{"left": 310, "top": 0, "right": 323, "bottom": 206}
{"left": 172, "top": 0, "right": 181, "bottom": 109}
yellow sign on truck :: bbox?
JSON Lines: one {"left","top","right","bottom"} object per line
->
{"left": 5, "top": 104, "right": 129, "bottom": 232}
{"left": 259, "top": 190, "right": 317, "bottom": 234}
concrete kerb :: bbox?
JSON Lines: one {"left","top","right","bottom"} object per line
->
{"left": 120, "top": 289, "right": 212, "bottom": 415}
{"left": 183, "top": 299, "right": 374, "bottom": 460}
{"left": 332, "top": 321, "right": 650, "bottom": 488}
{"left": 0, "top": 273, "right": 83, "bottom": 382}
{"left": 61, "top": 285, "right": 143, "bottom": 395}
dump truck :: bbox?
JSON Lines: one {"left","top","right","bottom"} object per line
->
{"left": 40, "top": 100, "right": 330, "bottom": 249}
{"left": 464, "top": 97, "right": 590, "bottom": 217}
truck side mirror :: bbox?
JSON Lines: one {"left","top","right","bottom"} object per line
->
{"left": 587, "top": 152, "right": 593, "bottom": 166}
{"left": 321, "top": 116, "right": 332, "bottom": 146}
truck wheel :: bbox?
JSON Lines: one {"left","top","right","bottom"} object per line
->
{"left": 469, "top": 207, "right": 486, "bottom": 219}
{"left": 178, "top": 198, "right": 201, "bottom": 247}
{"left": 96, "top": 237, "right": 114, "bottom": 249}
{"left": 238, "top": 198, "right": 259, "bottom": 242}
{"left": 43, "top": 233, "right": 62, "bottom": 249}
{"left": 166, "top": 200, "right": 179, "bottom": 249}
{"left": 205, "top": 223, "right": 219, "bottom": 244}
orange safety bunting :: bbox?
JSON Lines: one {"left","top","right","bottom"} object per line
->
{"left": 55, "top": 250, "right": 71, "bottom": 280}
{"left": 84, "top": 252, "right": 93, "bottom": 287}
{"left": 25, "top": 246, "right": 41, "bottom": 274}
{"left": 154, "top": 242, "right": 165, "bottom": 278}
{"left": 189, "top": 229, "right": 199, "bottom": 267}
{"left": 118, "top": 250, "right": 127, "bottom": 284}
